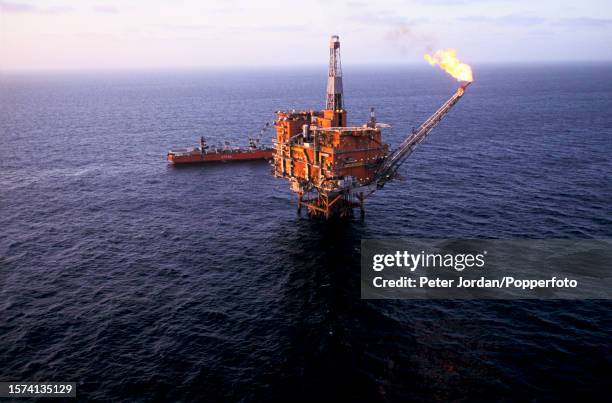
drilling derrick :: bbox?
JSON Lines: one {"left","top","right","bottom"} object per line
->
{"left": 326, "top": 35, "right": 343, "bottom": 115}
{"left": 272, "top": 36, "right": 471, "bottom": 219}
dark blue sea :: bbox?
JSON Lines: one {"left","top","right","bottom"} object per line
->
{"left": 1, "top": 64, "right": 611, "bottom": 402}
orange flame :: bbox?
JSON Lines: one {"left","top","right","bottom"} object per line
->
{"left": 424, "top": 49, "right": 473, "bottom": 83}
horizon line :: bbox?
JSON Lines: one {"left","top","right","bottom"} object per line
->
{"left": 2, "top": 60, "right": 612, "bottom": 74}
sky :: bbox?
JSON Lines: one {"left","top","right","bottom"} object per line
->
{"left": 1, "top": 0, "right": 611, "bottom": 70}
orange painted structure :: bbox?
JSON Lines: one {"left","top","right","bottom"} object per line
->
{"left": 273, "top": 36, "right": 389, "bottom": 218}
{"left": 272, "top": 36, "right": 470, "bottom": 218}
{"left": 273, "top": 110, "right": 388, "bottom": 217}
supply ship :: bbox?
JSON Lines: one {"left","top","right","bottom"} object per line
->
{"left": 167, "top": 136, "right": 274, "bottom": 165}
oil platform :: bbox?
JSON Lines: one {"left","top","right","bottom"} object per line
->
{"left": 273, "top": 36, "right": 471, "bottom": 218}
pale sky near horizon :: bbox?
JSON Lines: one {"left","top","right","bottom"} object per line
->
{"left": 1, "top": 0, "right": 611, "bottom": 71}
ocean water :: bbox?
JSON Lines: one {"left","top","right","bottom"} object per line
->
{"left": 1, "top": 64, "right": 611, "bottom": 402}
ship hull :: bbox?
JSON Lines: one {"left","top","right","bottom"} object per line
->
{"left": 167, "top": 149, "right": 274, "bottom": 165}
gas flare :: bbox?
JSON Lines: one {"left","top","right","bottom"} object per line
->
{"left": 424, "top": 49, "right": 473, "bottom": 83}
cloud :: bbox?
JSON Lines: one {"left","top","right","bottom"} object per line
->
{"left": 255, "top": 25, "right": 309, "bottom": 33}
{"left": 409, "top": 0, "right": 503, "bottom": 4}
{"left": 555, "top": 17, "right": 612, "bottom": 28}
{"left": 459, "top": 15, "right": 612, "bottom": 29}
{"left": 150, "top": 24, "right": 210, "bottom": 32}
{"left": 150, "top": 23, "right": 307, "bottom": 34}
{"left": 0, "top": 1, "right": 33, "bottom": 12}
{"left": 350, "top": 12, "right": 428, "bottom": 26}
{"left": 0, "top": 1, "right": 72, "bottom": 14}
{"left": 460, "top": 15, "right": 546, "bottom": 26}
{"left": 93, "top": 5, "right": 118, "bottom": 14}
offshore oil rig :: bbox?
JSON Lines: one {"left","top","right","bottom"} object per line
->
{"left": 273, "top": 36, "right": 471, "bottom": 218}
